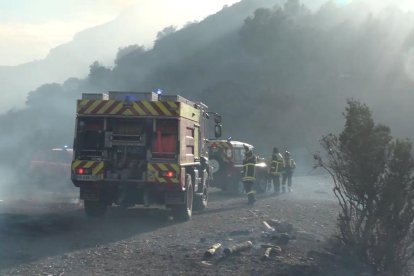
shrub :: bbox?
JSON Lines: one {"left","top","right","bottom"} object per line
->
{"left": 314, "top": 99, "right": 414, "bottom": 275}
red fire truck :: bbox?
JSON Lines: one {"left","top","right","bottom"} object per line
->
{"left": 207, "top": 140, "right": 269, "bottom": 194}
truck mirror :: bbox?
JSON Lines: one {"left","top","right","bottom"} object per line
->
{"left": 214, "top": 115, "right": 222, "bottom": 124}
{"left": 214, "top": 124, "right": 222, "bottom": 138}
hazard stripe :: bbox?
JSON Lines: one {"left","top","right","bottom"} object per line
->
{"left": 137, "top": 102, "right": 151, "bottom": 115}
{"left": 84, "top": 161, "right": 95, "bottom": 168}
{"left": 149, "top": 163, "right": 180, "bottom": 183}
{"left": 77, "top": 100, "right": 91, "bottom": 113}
{"left": 165, "top": 101, "right": 179, "bottom": 116}
{"left": 85, "top": 100, "right": 104, "bottom": 114}
{"left": 79, "top": 99, "right": 90, "bottom": 106}
{"left": 142, "top": 101, "right": 159, "bottom": 116}
{"left": 97, "top": 100, "right": 115, "bottom": 114}
{"left": 77, "top": 99, "right": 182, "bottom": 117}
{"left": 157, "top": 163, "right": 169, "bottom": 171}
{"left": 154, "top": 101, "right": 172, "bottom": 116}
{"left": 121, "top": 108, "right": 134, "bottom": 116}
{"left": 132, "top": 102, "right": 146, "bottom": 115}
{"left": 110, "top": 102, "right": 123, "bottom": 114}
{"left": 103, "top": 101, "right": 119, "bottom": 114}
{"left": 71, "top": 160, "right": 82, "bottom": 170}
{"left": 72, "top": 160, "right": 105, "bottom": 175}
{"left": 90, "top": 101, "right": 108, "bottom": 114}
{"left": 170, "top": 163, "right": 180, "bottom": 172}
{"left": 151, "top": 163, "right": 168, "bottom": 183}
{"left": 151, "top": 102, "right": 166, "bottom": 116}
{"left": 92, "top": 162, "right": 104, "bottom": 175}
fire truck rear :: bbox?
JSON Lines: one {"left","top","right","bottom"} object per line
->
{"left": 71, "top": 91, "right": 221, "bottom": 219}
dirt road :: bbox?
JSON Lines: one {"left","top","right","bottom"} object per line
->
{"left": 0, "top": 175, "right": 349, "bottom": 276}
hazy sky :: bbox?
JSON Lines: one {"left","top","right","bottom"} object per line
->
{"left": 2, "top": 0, "right": 414, "bottom": 66}
{"left": 0, "top": 0, "right": 241, "bottom": 66}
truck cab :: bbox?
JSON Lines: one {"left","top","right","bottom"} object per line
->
{"left": 207, "top": 140, "right": 268, "bottom": 194}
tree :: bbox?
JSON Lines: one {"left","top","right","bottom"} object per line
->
{"left": 315, "top": 99, "right": 414, "bottom": 275}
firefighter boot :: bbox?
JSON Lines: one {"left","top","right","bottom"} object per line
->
{"left": 273, "top": 177, "right": 280, "bottom": 195}
{"left": 247, "top": 191, "right": 256, "bottom": 205}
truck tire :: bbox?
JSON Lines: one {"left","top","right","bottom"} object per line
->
{"left": 194, "top": 172, "right": 208, "bottom": 211}
{"left": 84, "top": 200, "right": 107, "bottom": 217}
{"left": 209, "top": 159, "right": 220, "bottom": 174}
{"left": 172, "top": 174, "right": 193, "bottom": 221}
{"left": 230, "top": 180, "right": 245, "bottom": 195}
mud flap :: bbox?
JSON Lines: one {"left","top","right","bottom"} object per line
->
{"left": 80, "top": 187, "right": 100, "bottom": 201}
{"left": 165, "top": 191, "right": 185, "bottom": 205}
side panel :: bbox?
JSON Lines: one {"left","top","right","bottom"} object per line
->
{"left": 179, "top": 102, "right": 200, "bottom": 122}
{"left": 180, "top": 118, "right": 197, "bottom": 164}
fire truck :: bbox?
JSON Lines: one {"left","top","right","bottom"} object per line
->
{"left": 71, "top": 91, "right": 221, "bottom": 219}
{"left": 207, "top": 140, "right": 269, "bottom": 194}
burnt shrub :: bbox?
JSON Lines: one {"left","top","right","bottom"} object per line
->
{"left": 314, "top": 99, "right": 414, "bottom": 275}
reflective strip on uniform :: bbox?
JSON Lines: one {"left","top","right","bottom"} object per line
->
{"left": 270, "top": 160, "right": 279, "bottom": 175}
{"left": 243, "top": 162, "right": 256, "bottom": 181}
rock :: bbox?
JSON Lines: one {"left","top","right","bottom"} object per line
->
{"left": 270, "top": 233, "right": 291, "bottom": 245}
{"left": 269, "top": 219, "right": 293, "bottom": 233}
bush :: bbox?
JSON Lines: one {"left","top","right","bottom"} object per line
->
{"left": 314, "top": 99, "right": 414, "bottom": 275}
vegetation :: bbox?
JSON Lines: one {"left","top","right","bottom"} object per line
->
{"left": 315, "top": 99, "right": 414, "bottom": 275}
{"left": 2, "top": 0, "right": 414, "bottom": 169}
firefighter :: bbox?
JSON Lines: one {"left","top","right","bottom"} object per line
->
{"left": 269, "top": 147, "right": 284, "bottom": 195}
{"left": 282, "top": 151, "right": 296, "bottom": 192}
{"left": 242, "top": 145, "right": 256, "bottom": 205}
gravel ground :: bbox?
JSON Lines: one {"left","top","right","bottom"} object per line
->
{"left": 0, "top": 175, "right": 363, "bottom": 276}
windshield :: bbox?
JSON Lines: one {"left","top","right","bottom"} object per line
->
{"left": 233, "top": 147, "right": 245, "bottom": 163}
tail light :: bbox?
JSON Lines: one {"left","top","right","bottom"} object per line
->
{"left": 160, "top": 171, "right": 176, "bottom": 178}
{"left": 76, "top": 168, "right": 91, "bottom": 175}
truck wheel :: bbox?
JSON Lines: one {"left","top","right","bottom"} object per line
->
{"left": 194, "top": 172, "right": 208, "bottom": 211}
{"left": 172, "top": 175, "right": 193, "bottom": 221}
{"left": 84, "top": 200, "right": 107, "bottom": 217}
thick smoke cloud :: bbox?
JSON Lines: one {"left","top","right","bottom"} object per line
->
{"left": 1, "top": 0, "right": 414, "bottom": 195}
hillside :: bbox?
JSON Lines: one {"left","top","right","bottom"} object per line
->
{"left": 1, "top": 0, "right": 414, "bottom": 181}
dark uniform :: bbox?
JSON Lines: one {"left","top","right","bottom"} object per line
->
{"left": 282, "top": 151, "right": 296, "bottom": 192}
{"left": 269, "top": 147, "right": 284, "bottom": 194}
{"left": 242, "top": 145, "right": 256, "bottom": 205}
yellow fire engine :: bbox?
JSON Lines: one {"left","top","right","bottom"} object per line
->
{"left": 71, "top": 91, "right": 221, "bottom": 220}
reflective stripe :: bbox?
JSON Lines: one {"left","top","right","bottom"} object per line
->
{"left": 77, "top": 99, "right": 180, "bottom": 116}
{"left": 243, "top": 162, "right": 256, "bottom": 181}
{"left": 71, "top": 160, "right": 104, "bottom": 175}
{"left": 147, "top": 162, "right": 180, "bottom": 183}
